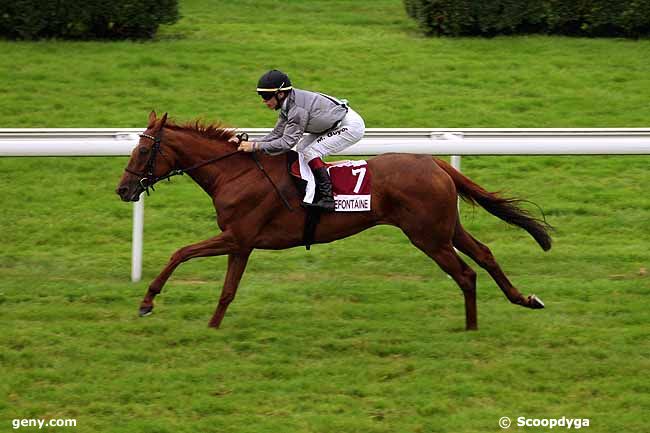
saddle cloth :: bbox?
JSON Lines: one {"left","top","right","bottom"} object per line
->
{"left": 290, "top": 156, "right": 372, "bottom": 212}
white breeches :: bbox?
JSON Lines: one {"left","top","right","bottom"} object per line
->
{"left": 296, "top": 108, "right": 365, "bottom": 162}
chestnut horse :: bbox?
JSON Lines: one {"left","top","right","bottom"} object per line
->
{"left": 116, "top": 112, "right": 551, "bottom": 331}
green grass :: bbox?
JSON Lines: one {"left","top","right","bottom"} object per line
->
{"left": 1, "top": 0, "right": 649, "bottom": 128}
{"left": 2, "top": 1, "right": 650, "bottom": 432}
{"left": 3, "top": 156, "right": 649, "bottom": 433}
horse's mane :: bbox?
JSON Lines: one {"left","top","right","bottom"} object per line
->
{"left": 165, "top": 118, "right": 236, "bottom": 142}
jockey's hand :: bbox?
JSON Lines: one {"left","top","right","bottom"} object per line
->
{"left": 237, "top": 141, "right": 256, "bottom": 152}
{"left": 227, "top": 136, "right": 240, "bottom": 145}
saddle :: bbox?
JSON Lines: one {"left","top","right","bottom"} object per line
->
{"left": 285, "top": 151, "right": 372, "bottom": 250}
{"left": 286, "top": 151, "right": 371, "bottom": 203}
{"left": 285, "top": 150, "right": 308, "bottom": 194}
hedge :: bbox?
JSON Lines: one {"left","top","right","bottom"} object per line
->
{"left": 403, "top": 0, "right": 650, "bottom": 37}
{"left": 0, "top": 0, "right": 179, "bottom": 40}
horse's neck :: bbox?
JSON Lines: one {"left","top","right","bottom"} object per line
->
{"left": 166, "top": 130, "right": 292, "bottom": 219}
{"left": 169, "top": 131, "right": 245, "bottom": 195}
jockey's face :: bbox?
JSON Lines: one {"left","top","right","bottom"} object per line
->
{"left": 262, "top": 91, "right": 286, "bottom": 110}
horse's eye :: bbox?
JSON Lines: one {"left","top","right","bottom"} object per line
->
{"left": 139, "top": 146, "right": 150, "bottom": 155}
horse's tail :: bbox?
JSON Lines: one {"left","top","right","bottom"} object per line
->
{"left": 434, "top": 158, "right": 552, "bottom": 251}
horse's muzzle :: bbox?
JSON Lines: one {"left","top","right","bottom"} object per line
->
{"left": 116, "top": 183, "right": 143, "bottom": 202}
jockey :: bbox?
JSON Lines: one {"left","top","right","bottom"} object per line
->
{"left": 233, "top": 69, "right": 365, "bottom": 212}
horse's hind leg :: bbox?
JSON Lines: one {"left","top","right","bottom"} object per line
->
{"left": 403, "top": 228, "right": 479, "bottom": 330}
{"left": 452, "top": 222, "right": 544, "bottom": 309}
{"left": 430, "top": 245, "right": 479, "bottom": 330}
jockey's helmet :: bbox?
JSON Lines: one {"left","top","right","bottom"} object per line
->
{"left": 257, "top": 70, "right": 292, "bottom": 101}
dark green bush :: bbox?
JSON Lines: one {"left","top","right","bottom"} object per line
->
{"left": 0, "top": 0, "right": 179, "bottom": 40}
{"left": 403, "top": 0, "right": 650, "bottom": 37}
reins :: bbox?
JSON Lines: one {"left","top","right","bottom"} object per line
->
{"left": 251, "top": 152, "right": 293, "bottom": 211}
{"left": 128, "top": 130, "right": 293, "bottom": 211}
{"left": 155, "top": 149, "right": 241, "bottom": 182}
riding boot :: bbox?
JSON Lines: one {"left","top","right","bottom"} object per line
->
{"left": 309, "top": 167, "right": 336, "bottom": 212}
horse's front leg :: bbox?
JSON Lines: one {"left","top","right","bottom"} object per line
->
{"left": 208, "top": 252, "right": 251, "bottom": 328}
{"left": 139, "top": 231, "right": 240, "bottom": 316}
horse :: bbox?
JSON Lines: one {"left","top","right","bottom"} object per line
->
{"left": 116, "top": 111, "right": 551, "bottom": 331}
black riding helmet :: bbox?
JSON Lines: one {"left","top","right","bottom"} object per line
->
{"left": 257, "top": 70, "right": 293, "bottom": 106}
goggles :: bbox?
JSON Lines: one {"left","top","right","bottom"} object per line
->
{"left": 258, "top": 91, "right": 276, "bottom": 101}
{"left": 256, "top": 81, "right": 292, "bottom": 101}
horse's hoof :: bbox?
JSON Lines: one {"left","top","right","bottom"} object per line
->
{"left": 529, "top": 295, "right": 545, "bottom": 309}
{"left": 139, "top": 305, "right": 154, "bottom": 317}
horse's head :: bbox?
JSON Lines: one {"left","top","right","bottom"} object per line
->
{"left": 116, "top": 111, "right": 178, "bottom": 202}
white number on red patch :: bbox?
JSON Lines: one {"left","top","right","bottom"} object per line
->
{"left": 351, "top": 167, "right": 366, "bottom": 193}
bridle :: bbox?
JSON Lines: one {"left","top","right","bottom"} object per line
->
{"left": 124, "top": 128, "right": 241, "bottom": 196}
{"left": 124, "top": 129, "right": 293, "bottom": 210}
{"left": 125, "top": 129, "right": 170, "bottom": 195}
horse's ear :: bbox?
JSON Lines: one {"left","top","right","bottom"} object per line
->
{"left": 160, "top": 112, "right": 168, "bottom": 128}
{"left": 148, "top": 110, "right": 157, "bottom": 127}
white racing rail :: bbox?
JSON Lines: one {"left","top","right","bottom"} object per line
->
{"left": 3, "top": 128, "right": 650, "bottom": 155}
{"left": 2, "top": 127, "right": 650, "bottom": 281}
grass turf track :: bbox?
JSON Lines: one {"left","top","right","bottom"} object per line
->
{"left": 1, "top": 1, "right": 649, "bottom": 432}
